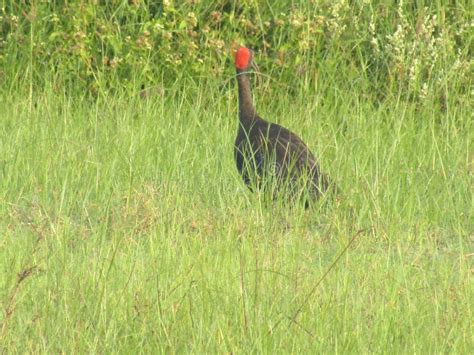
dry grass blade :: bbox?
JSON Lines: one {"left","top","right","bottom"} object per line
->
{"left": 269, "top": 228, "right": 366, "bottom": 335}
{"left": 1, "top": 266, "right": 42, "bottom": 341}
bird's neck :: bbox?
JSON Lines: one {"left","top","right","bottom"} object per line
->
{"left": 236, "top": 70, "right": 258, "bottom": 125}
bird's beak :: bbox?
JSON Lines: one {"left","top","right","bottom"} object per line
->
{"left": 251, "top": 60, "right": 260, "bottom": 74}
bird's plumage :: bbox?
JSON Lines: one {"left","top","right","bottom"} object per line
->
{"left": 233, "top": 47, "right": 333, "bottom": 205}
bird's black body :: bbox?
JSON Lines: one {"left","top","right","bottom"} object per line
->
{"left": 234, "top": 50, "right": 332, "bottom": 204}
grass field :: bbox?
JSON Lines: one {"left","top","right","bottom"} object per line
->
{"left": 1, "top": 71, "right": 472, "bottom": 352}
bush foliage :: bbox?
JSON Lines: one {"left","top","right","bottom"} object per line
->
{"left": 1, "top": 1, "right": 471, "bottom": 103}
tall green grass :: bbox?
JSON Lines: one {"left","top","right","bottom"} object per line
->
{"left": 1, "top": 1, "right": 472, "bottom": 352}
{"left": 1, "top": 71, "right": 471, "bottom": 351}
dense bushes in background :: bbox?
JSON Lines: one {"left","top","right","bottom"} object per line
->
{"left": 0, "top": 0, "right": 471, "bottom": 104}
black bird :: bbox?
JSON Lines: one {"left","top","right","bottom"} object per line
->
{"left": 233, "top": 47, "right": 333, "bottom": 205}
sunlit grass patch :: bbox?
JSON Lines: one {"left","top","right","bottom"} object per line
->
{"left": 1, "top": 75, "right": 471, "bottom": 352}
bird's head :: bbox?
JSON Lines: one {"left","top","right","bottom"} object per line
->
{"left": 234, "top": 47, "right": 254, "bottom": 72}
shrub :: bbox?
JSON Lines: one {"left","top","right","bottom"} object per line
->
{"left": 0, "top": 1, "right": 471, "bottom": 105}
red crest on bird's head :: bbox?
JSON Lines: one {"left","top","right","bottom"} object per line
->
{"left": 235, "top": 47, "right": 252, "bottom": 70}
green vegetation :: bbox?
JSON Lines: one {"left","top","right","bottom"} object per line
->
{"left": 1, "top": 1, "right": 472, "bottom": 353}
